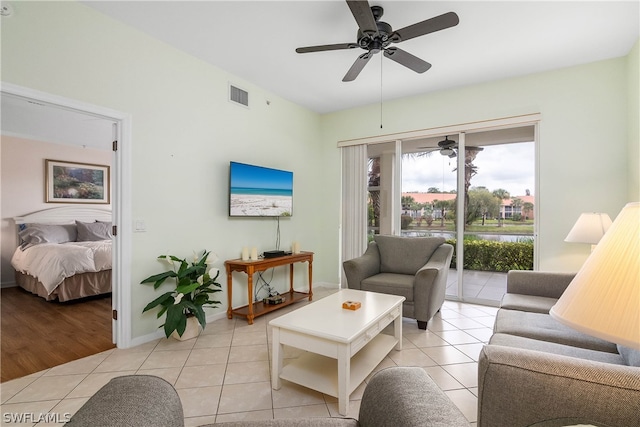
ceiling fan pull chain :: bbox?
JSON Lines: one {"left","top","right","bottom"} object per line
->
{"left": 379, "top": 55, "right": 383, "bottom": 128}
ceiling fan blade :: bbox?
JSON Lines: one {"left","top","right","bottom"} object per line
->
{"left": 390, "top": 11, "right": 459, "bottom": 43}
{"left": 346, "top": 0, "right": 378, "bottom": 37}
{"left": 383, "top": 47, "right": 431, "bottom": 73}
{"left": 343, "top": 51, "right": 374, "bottom": 82}
{"left": 296, "top": 43, "right": 359, "bottom": 54}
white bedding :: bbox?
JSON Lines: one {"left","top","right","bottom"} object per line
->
{"left": 11, "top": 240, "right": 112, "bottom": 295}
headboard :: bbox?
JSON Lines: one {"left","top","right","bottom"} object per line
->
{"left": 14, "top": 206, "right": 112, "bottom": 242}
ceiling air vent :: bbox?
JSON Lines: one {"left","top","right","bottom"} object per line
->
{"left": 229, "top": 84, "right": 249, "bottom": 108}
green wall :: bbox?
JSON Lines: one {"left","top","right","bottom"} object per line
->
{"left": 1, "top": 1, "right": 328, "bottom": 340}
{"left": 2, "top": 1, "right": 638, "bottom": 341}
{"left": 321, "top": 54, "right": 638, "bottom": 273}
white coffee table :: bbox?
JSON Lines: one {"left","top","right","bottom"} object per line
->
{"left": 270, "top": 289, "right": 405, "bottom": 415}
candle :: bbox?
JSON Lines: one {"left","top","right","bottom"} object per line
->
{"left": 250, "top": 247, "right": 258, "bottom": 260}
{"left": 241, "top": 247, "right": 249, "bottom": 261}
{"left": 292, "top": 242, "right": 300, "bottom": 254}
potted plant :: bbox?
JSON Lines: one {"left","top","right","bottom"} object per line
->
{"left": 141, "top": 250, "right": 222, "bottom": 340}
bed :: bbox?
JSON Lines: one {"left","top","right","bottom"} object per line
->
{"left": 11, "top": 206, "right": 113, "bottom": 302}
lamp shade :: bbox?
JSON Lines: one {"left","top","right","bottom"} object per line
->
{"left": 550, "top": 202, "right": 640, "bottom": 349}
{"left": 564, "top": 212, "right": 612, "bottom": 244}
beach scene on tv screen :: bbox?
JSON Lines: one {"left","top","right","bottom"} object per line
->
{"left": 230, "top": 163, "right": 293, "bottom": 217}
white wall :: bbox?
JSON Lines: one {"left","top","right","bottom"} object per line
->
{"left": 321, "top": 54, "right": 638, "bottom": 273}
{"left": 0, "top": 136, "right": 112, "bottom": 285}
{"left": 1, "top": 2, "right": 327, "bottom": 339}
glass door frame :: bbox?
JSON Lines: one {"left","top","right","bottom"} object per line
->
{"left": 341, "top": 114, "right": 541, "bottom": 303}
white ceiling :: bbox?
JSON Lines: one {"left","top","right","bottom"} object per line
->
{"left": 82, "top": 0, "right": 640, "bottom": 114}
{"left": 2, "top": 1, "right": 638, "bottom": 148}
{"left": 1, "top": 93, "right": 115, "bottom": 150}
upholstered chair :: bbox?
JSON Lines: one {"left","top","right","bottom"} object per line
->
{"left": 343, "top": 235, "right": 454, "bottom": 329}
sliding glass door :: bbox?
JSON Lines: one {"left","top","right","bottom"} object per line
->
{"left": 368, "top": 126, "right": 536, "bottom": 304}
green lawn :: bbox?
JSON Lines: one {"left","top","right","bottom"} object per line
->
{"left": 408, "top": 219, "right": 534, "bottom": 235}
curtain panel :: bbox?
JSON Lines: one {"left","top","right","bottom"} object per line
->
{"left": 340, "top": 144, "right": 368, "bottom": 287}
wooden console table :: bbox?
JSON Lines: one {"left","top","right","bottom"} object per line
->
{"left": 225, "top": 251, "right": 313, "bottom": 324}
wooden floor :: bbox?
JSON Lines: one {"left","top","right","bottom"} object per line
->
{"left": 1, "top": 287, "right": 115, "bottom": 382}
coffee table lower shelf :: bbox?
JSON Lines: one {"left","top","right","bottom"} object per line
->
{"left": 279, "top": 333, "right": 398, "bottom": 398}
{"left": 230, "top": 290, "right": 310, "bottom": 320}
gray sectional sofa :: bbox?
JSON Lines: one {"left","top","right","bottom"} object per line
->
{"left": 66, "top": 367, "right": 470, "bottom": 427}
{"left": 478, "top": 270, "right": 640, "bottom": 427}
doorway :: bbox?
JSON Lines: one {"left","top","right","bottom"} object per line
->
{"left": 0, "top": 83, "right": 132, "bottom": 353}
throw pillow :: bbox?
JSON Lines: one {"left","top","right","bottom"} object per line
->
{"left": 76, "top": 220, "right": 112, "bottom": 241}
{"left": 374, "top": 235, "right": 446, "bottom": 275}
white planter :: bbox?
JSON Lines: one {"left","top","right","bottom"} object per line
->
{"left": 171, "top": 316, "right": 202, "bottom": 341}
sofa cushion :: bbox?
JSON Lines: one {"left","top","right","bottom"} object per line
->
{"left": 490, "top": 333, "right": 626, "bottom": 365}
{"left": 494, "top": 309, "right": 618, "bottom": 353}
{"left": 618, "top": 344, "right": 640, "bottom": 367}
{"left": 361, "top": 273, "right": 414, "bottom": 302}
{"left": 374, "top": 235, "right": 445, "bottom": 275}
{"left": 500, "top": 294, "right": 558, "bottom": 314}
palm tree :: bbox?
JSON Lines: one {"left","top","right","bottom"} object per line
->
{"left": 460, "top": 147, "right": 484, "bottom": 227}
{"left": 492, "top": 188, "right": 510, "bottom": 226}
{"left": 368, "top": 157, "right": 381, "bottom": 229}
{"left": 523, "top": 202, "right": 534, "bottom": 221}
{"left": 511, "top": 197, "right": 524, "bottom": 221}
{"left": 433, "top": 199, "right": 450, "bottom": 227}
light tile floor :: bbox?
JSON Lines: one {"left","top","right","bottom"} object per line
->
{"left": 446, "top": 269, "right": 508, "bottom": 302}
{"left": 1, "top": 286, "right": 498, "bottom": 426}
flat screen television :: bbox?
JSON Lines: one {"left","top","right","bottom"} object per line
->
{"left": 229, "top": 161, "right": 293, "bottom": 217}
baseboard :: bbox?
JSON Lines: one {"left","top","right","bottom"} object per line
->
{"left": 124, "top": 310, "right": 230, "bottom": 349}
{"left": 1, "top": 282, "right": 17, "bottom": 289}
{"left": 311, "top": 282, "right": 340, "bottom": 289}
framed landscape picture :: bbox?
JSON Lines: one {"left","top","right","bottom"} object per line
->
{"left": 45, "top": 159, "right": 110, "bottom": 204}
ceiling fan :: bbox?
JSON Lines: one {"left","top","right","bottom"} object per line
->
{"left": 434, "top": 136, "right": 486, "bottom": 158}
{"left": 438, "top": 136, "right": 457, "bottom": 157}
{"left": 295, "top": 0, "right": 459, "bottom": 82}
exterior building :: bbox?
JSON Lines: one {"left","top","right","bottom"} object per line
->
{"left": 402, "top": 192, "right": 535, "bottom": 220}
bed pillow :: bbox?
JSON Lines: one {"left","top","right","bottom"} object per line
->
{"left": 76, "top": 220, "right": 112, "bottom": 241}
{"left": 19, "top": 223, "right": 77, "bottom": 250}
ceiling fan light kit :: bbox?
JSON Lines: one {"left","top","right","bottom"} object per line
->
{"left": 295, "top": 0, "right": 459, "bottom": 82}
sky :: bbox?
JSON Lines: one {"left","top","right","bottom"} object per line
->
{"left": 402, "top": 141, "right": 535, "bottom": 197}
{"left": 230, "top": 161, "right": 293, "bottom": 191}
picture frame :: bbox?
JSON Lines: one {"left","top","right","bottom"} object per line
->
{"left": 45, "top": 159, "right": 110, "bottom": 204}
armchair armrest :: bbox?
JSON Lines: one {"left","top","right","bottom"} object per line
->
{"left": 421, "top": 243, "right": 454, "bottom": 271}
{"left": 506, "top": 270, "right": 575, "bottom": 299}
{"left": 66, "top": 375, "right": 184, "bottom": 426}
{"left": 478, "top": 345, "right": 640, "bottom": 427}
{"left": 343, "top": 243, "right": 380, "bottom": 290}
{"left": 413, "top": 244, "right": 454, "bottom": 323}
{"left": 359, "top": 367, "right": 469, "bottom": 427}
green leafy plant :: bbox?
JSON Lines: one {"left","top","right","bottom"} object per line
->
{"left": 141, "top": 250, "right": 222, "bottom": 338}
